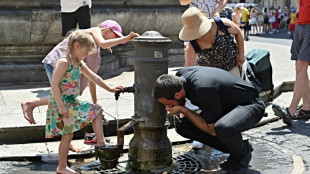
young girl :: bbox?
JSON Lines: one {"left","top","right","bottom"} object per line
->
{"left": 46, "top": 30, "right": 123, "bottom": 174}
{"left": 22, "top": 20, "right": 139, "bottom": 126}
{"left": 21, "top": 20, "right": 139, "bottom": 152}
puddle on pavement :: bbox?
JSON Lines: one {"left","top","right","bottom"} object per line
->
{"left": 69, "top": 143, "right": 228, "bottom": 174}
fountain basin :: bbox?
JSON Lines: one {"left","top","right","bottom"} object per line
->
{"left": 95, "top": 144, "right": 123, "bottom": 169}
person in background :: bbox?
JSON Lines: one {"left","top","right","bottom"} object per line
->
{"left": 257, "top": 8, "right": 264, "bottom": 34}
{"left": 232, "top": 3, "right": 244, "bottom": 28}
{"left": 267, "top": 7, "right": 275, "bottom": 34}
{"left": 60, "top": 0, "right": 92, "bottom": 36}
{"left": 262, "top": 8, "right": 270, "bottom": 34}
{"left": 226, "top": 7, "right": 233, "bottom": 21}
{"left": 180, "top": 0, "right": 227, "bottom": 17}
{"left": 249, "top": 7, "right": 259, "bottom": 35}
{"left": 241, "top": 6, "right": 251, "bottom": 41}
{"left": 272, "top": 8, "right": 280, "bottom": 32}
{"left": 289, "top": 8, "right": 297, "bottom": 38}
{"left": 179, "top": 0, "right": 227, "bottom": 149}
{"left": 272, "top": 0, "right": 310, "bottom": 125}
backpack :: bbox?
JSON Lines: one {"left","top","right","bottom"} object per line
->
{"left": 246, "top": 49, "right": 274, "bottom": 101}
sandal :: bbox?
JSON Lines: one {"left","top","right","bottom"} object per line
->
{"left": 102, "top": 115, "right": 109, "bottom": 125}
{"left": 272, "top": 104, "right": 293, "bottom": 126}
{"left": 282, "top": 108, "right": 293, "bottom": 126}
{"left": 293, "top": 109, "right": 310, "bottom": 120}
{"left": 84, "top": 132, "right": 110, "bottom": 144}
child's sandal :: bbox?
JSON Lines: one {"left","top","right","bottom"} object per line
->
{"left": 102, "top": 115, "right": 109, "bottom": 125}
{"left": 84, "top": 132, "right": 110, "bottom": 144}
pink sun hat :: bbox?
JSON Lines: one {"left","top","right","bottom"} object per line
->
{"left": 99, "top": 20, "right": 127, "bottom": 44}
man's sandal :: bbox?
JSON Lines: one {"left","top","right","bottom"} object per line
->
{"left": 293, "top": 109, "right": 310, "bottom": 120}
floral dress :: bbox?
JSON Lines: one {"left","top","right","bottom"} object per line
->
{"left": 45, "top": 59, "right": 102, "bottom": 138}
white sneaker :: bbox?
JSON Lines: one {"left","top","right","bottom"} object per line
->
{"left": 288, "top": 31, "right": 291, "bottom": 34}
{"left": 192, "top": 140, "right": 204, "bottom": 149}
{"left": 269, "top": 31, "right": 274, "bottom": 34}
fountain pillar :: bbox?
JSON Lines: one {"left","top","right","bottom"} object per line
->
{"left": 129, "top": 31, "right": 172, "bottom": 171}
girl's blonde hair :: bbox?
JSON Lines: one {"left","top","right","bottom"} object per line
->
{"left": 66, "top": 30, "right": 97, "bottom": 64}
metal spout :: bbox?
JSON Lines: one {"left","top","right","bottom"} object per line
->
{"left": 115, "top": 85, "right": 136, "bottom": 100}
{"left": 117, "top": 120, "right": 138, "bottom": 146}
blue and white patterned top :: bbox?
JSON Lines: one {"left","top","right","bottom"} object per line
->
{"left": 189, "top": 0, "right": 217, "bottom": 17}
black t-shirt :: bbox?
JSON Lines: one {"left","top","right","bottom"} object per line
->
{"left": 176, "top": 66, "right": 259, "bottom": 124}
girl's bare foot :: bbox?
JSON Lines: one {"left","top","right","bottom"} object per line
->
{"left": 96, "top": 138, "right": 106, "bottom": 147}
{"left": 21, "top": 101, "right": 36, "bottom": 124}
{"left": 56, "top": 166, "right": 79, "bottom": 174}
{"left": 69, "top": 143, "right": 81, "bottom": 153}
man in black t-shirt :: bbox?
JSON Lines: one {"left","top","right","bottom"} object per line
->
{"left": 153, "top": 66, "right": 265, "bottom": 174}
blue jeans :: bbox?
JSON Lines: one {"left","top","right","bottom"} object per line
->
{"left": 176, "top": 97, "right": 265, "bottom": 158}
{"left": 45, "top": 64, "right": 54, "bottom": 85}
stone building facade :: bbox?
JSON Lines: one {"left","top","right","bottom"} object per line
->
{"left": 0, "top": 0, "right": 186, "bottom": 83}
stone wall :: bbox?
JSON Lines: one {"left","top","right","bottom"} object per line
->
{"left": 0, "top": 0, "right": 186, "bottom": 83}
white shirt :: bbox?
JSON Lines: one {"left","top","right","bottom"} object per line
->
{"left": 189, "top": 0, "right": 217, "bottom": 17}
{"left": 60, "top": 0, "right": 92, "bottom": 13}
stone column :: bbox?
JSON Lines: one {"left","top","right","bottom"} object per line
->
{"left": 129, "top": 31, "right": 172, "bottom": 171}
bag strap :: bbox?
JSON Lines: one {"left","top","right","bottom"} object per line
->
{"left": 190, "top": 40, "right": 201, "bottom": 54}
{"left": 213, "top": 17, "right": 229, "bottom": 35}
{"left": 190, "top": 17, "right": 229, "bottom": 54}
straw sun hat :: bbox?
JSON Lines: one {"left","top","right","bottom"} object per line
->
{"left": 179, "top": 7, "right": 212, "bottom": 41}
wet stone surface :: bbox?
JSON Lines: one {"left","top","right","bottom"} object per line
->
{"left": 1, "top": 92, "right": 310, "bottom": 173}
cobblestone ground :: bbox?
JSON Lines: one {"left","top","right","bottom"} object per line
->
{"left": 244, "top": 91, "right": 310, "bottom": 173}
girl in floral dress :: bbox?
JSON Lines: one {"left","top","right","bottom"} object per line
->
{"left": 46, "top": 30, "right": 123, "bottom": 174}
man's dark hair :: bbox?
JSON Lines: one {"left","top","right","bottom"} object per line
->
{"left": 153, "top": 74, "right": 183, "bottom": 100}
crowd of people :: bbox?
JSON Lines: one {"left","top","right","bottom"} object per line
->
{"left": 225, "top": 3, "right": 299, "bottom": 40}
{"left": 19, "top": 0, "right": 309, "bottom": 173}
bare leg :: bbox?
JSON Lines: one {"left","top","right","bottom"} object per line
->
{"left": 92, "top": 111, "right": 106, "bottom": 147}
{"left": 56, "top": 133, "right": 78, "bottom": 174}
{"left": 21, "top": 96, "right": 49, "bottom": 124}
{"left": 21, "top": 96, "right": 80, "bottom": 152}
{"left": 288, "top": 60, "right": 310, "bottom": 115}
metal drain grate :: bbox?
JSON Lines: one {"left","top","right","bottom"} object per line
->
{"left": 79, "top": 154, "right": 202, "bottom": 173}
{"left": 94, "top": 166, "right": 127, "bottom": 174}
{"left": 171, "top": 153, "right": 202, "bottom": 174}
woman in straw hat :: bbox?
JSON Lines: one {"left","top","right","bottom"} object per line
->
{"left": 180, "top": 7, "right": 245, "bottom": 77}
{"left": 179, "top": 7, "right": 250, "bottom": 173}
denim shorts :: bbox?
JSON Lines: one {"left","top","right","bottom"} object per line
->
{"left": 45, "top": 64, "right": 54, "bottom": 85}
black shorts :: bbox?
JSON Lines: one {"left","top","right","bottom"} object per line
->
{"left": 241, "top": 22, "right": 251, "bottom": 31}
{"left": 61, "top": 5, "right": 91, "bottom": 36}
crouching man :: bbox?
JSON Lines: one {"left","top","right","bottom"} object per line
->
{"left": 153, "top": 66, "right": 265, "bottom": 173}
